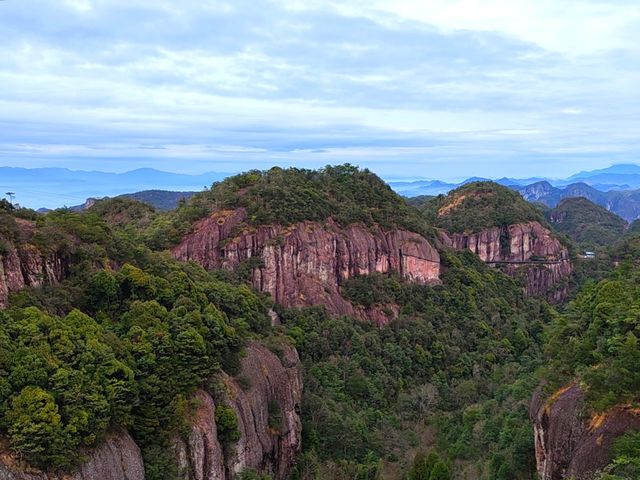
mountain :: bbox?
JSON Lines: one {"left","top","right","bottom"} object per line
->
{"left": 425, "top": 181, "right": 572, "bottom": 301}
{"left": 0, "top": 166, "right": 559, "bottom": 479}
{"left": 121, "top": 190, "right": 198, "bottom": 210}
{"left": 567, "top": 163, "right": 640, "bottom": 181}
{"left": 1, "top": 165, "right": 640, "bottom": 480}
{"left": 513, "top": 181, "right": 640, "bottom": 222}
{"left": 0, "top": 167, "right": 230, "bottom": 209}
{"left": 546, "top": 197, "right": 627, "bottom": 249}
{"left": 387, "top": 179, "right": 457, "bottom": 197}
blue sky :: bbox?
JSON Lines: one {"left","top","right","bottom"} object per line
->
{"left": 1, "top": 0, "right": 639, "bottom": 181}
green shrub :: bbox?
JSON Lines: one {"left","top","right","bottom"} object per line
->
{"left": 215, "top": 405, "right": 240, "bottom": 445}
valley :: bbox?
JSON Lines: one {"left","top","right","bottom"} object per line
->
{"left": 0, "top": 166, "right": 638, "bottom": 480}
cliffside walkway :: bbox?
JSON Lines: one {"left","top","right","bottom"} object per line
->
{"left": 486, "top": 259, "right": 564, "bottom": 265}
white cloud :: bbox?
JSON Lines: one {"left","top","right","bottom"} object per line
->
{"left": 0, "top": 0, "right": 639, "bottom": 180}
{"left": 342, "top": 0, "right": 640, "bottom": 55}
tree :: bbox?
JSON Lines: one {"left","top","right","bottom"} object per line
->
{"left": 428, "top": 461, "right": 451, "bottom": 480}
{"left": 6, "top": 386, "right": 71, "bottom": 468}
{"left": 408, "top": 451, "right": 440, "bottom": 479}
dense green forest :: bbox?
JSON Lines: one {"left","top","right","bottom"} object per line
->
{"left": 546, "top": 197, "right": 627, "bottom": 251}
{"left": 543, "top": 262, "right": 640, "bottom": 411}
{"left": 0, "top": 166, "right": 638, "bottom": 479}
{"left": 285, "top": 250, "right": 549, "bottom": 479}
{"left": 422, "top": 182, "right": 545, "bottom": 233}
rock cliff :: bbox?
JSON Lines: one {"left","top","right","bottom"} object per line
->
{"left": 172, "top": 209, "right": 440, "bottom": 325}
{"left": 173, "top": 341, "right": 302, "bottom": 480}
{"left": 0, "top": 431, "right": 145, "bottom": 480}
{"left": 0, "top": 341, "right": 302, "bottom": 480}
{"left": 0, "top": 221, "right": 67, "bottom": 308}
{"left": 530, "top": 384, "right": 640, "bottom": 480}
{"left": 446, "top": 221, "right": 572, "bottom": 301}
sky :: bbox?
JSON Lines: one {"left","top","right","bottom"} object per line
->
{"left": 1, "top": 0, "right": 639, "bottom": 181}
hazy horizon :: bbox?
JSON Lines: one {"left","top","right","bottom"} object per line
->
{"left": 1, "top": 0, "right": 639, "bottom": 180}
{"left": 2, "top": 160, "right": 640, "bottom": 210}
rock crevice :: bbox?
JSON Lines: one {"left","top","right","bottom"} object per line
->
{"left": 172, "top": 341, "right": 302, "bottom": 480}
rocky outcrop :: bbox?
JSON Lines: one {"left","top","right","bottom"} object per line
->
{"left": 531, "top": 384, "right": 640, "bottom": 480}
{"left": 173, "top": 209, "right": 440, "bottom": 325}
{"left": 224, "top": 342, "right": 302, "bottom": 479}
{"left": 446, "top": 221, "right": 572, "bottom": 301}
{"left": 172, "top": 390, "right": 226, "bottom": 480}
{"left": 0, "top": 341, "right": 302, "bottom": 480}
{"left": 173, "top": 341, "right": 302, "bottom": 480}
{"left": 0, "top": 431, "right": 145, "bottom": 480}
{"left": 0, "top": 221, "right": 68, "bottom": 308}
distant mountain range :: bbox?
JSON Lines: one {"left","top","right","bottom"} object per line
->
{"left": 5, "top": 163, "right": 640, "bottom": 220}
{"left": 44, "top": 190, "right": 200, "bottom": 213}
{"left": 0, "top": 167, "right": 229, "bottom": 209}
{"left": 388, "top": 164, "right": 640, "bottom": 222}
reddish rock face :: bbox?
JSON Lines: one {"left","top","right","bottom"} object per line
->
{"left": 531, "top": 384, "right": 640, "bottom": 480}
{"left": 0, "top": 232, "right": 67, "bottom": 308}
{"left": 224, "top": 342, "right": 302, "bottom": 479}
{"left": 172, "top": 390, "right": 226, "bottom": 480}
{"left": 173, "top": 341, "right": 303, "bottom": 480}
{"left": 172, "top": 209, "right": 440, "bottom": 325}
{"left": 0, "top": 431, "right": 145, "bottom": 480}
{"left": 447, "top": 221, "right": 572, "bottom": 301}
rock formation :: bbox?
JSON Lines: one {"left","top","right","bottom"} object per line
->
{"left": 224, "top": 342, "right": 302, "bottom": 479}
{"left": 173, "top": 341, "right": 302, "bottom": 480}
{"left": 0, "top": 431, "right": 145, "bottom": 480}
{"left": 0, "top": 221, "right": 67, "bottom": 308}
{"left": 0, "top": 341, "right": 302, "bottom": 480}
{"left": 445, "top": 221, "right": 572, "bottom": 301}
{"left": 531, "top": 384, "right": 640, "bottom": 480}
{"left": 172, "top": 209, "right": 440, "bottom": 325}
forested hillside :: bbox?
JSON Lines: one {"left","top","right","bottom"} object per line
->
{"left": 423, "top": 181, "right": 544, "bottom": 233}
{"left": 0, "top": 166, "right": 638, "bottom": 480}
{"left": 546, "top": 197, "right": 627, "bottom": 250}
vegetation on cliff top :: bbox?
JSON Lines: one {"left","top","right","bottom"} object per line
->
{"left": 422, "top": 181, "right": 544, "bottom": 233}
{"left": 546, "top": 197, "right": 627, "bottom": 250}
{"left": 543, "top": 262, "right": 640, "bottom": 412}
{"left": 143, "top": 165, "right": 436, "bottom": 249}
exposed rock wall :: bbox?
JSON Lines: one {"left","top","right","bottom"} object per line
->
{"left": 0, "top": 341, "right": 302, "bottom": 480}
{"left": 172, "top": 390, "right": 226, "bottom": 480}
{"left": 531, "top": 384, "right": 640, "bottom": 480}
{"left": 172, "top": 341, "right": 302, "bottom": 480}
{"left": 447, "top": 221, "right": 572, "bottom": 301}
{"left": 224, "top": 342, "right": 302, "bottom": 479}
{"left": 0, "top": 234, "right": 67, "bottom": 308}
{"left": 173, "top": 209, "right": 440, "bottom": 325}
{"left": 0, "top": 431, "right": 145, "bottom": 480}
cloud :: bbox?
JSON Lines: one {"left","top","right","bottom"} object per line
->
{"left": 0, "top": 0, "right": 638, "bottom": 180}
